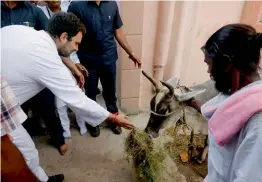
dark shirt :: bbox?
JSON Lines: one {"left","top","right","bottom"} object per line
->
{"left": 67, "top": 1, "right": 123, "bottom": 67}
{"left": 1, "top": 1, "right": 48, "bottom": 30}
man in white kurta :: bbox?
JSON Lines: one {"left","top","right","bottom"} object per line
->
{"left": 39, "top": 0, "right": 88, "bottom": 139}
{"left": 1, "top": 13, "right": 133, "bottom": 182}
{"left": 1, "top": 25, "right": 109, "bottom": 127}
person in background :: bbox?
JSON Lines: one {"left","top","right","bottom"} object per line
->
{"left": 1, "top": 0, "right": 69, "bottom": 155}
{"left": 68, "top": 0, "right": 142, "bottom": 137}
{"left": 39, "top": 0, "right": 67, "bottom": 19}
{"left": 1, "top": 1, "right": 47, "bottom": 30}
{"left": 39, "top": 0, "right": 89, "bottom": 139}
{"left": 1, "top": 11, "right": 134, "bottom": 162}
{"left": 30, "top": 0, "right": 38, "bottom": 6}
{"left": 1, "top": 75, "right": 64, "bottom": 182}
{"left": 37, "top": 0, "right": 47, "bottom": 7}
{"left": 188, "top": 24, "right": 262, "bottom": 182}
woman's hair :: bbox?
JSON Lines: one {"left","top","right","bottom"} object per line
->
{"left": 202, "top": 24, "right": 262, "bottom": 94}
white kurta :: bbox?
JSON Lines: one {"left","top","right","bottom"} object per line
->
{"left": 39, "top": 2, "right": 85, "bottom": 137}
{"left": 1, "top": 25, "right": 109, "bottom": 127}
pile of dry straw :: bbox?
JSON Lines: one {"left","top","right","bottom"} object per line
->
{"left": 124, "top": 128, "right": 167, "bottom": 182}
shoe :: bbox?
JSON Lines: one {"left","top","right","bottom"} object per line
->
{"left": 109, "top": 123, "right": 122, "bottom": 135}
{"left": 47, "top": 174, "right": 64, "bottom": 182}
{"left": 86, "top": 124, "right": 100, "bottom": 137}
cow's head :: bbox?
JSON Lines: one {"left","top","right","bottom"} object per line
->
{"left": 142, "top": 70, "right": 206, "bottom": 138}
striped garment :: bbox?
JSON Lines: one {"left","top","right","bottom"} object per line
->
{"left": 1, "top": 75, "right": 27, "bottom": 136}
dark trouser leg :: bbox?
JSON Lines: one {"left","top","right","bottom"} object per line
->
{"left": 84, "top": 69, "right": 99, "bottom": 101}
{"left": 21, "top": 100, "right": 41, "bottom": 137}
{"left": 36, "top": 89, "right": 65, "bottom": 148}
{"left": 21, "top": 89, "right": 65, "bottom": 149}
{"left": 84, "top": 69, "right": 101, "bottom": 137}
{"left": 100, "top": 63, "right": 118, "bottom": 113}
{"left": 100, "top": 63, "right": 122, "bottom": 135}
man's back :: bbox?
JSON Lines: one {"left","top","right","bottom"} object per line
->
{"left": 1, "top": 25, "right": 70, "bottom": 104}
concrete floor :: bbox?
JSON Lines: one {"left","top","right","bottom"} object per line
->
{"left": 34, "top": 94, "right": 152, "bottom": 182}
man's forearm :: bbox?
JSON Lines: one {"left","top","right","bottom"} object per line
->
{"left": 61, "top": 56, "right": 77, "bottom": 73}
{"left": 105, "top": 113, "right": 115, "bottom": 124}
{"left": 115, "top": 29, "right": 133, "bottom": 56}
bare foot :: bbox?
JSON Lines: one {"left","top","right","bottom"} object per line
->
{"left": 59, "top": 144, "right": 68, "bottom": 155}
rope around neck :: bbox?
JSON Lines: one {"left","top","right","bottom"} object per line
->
{"left": 149, "top": 110, "right": 177, "bottom": 117}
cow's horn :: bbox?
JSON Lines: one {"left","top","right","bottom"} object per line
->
{"left": 160, "top": 81, "right": 174, "bottom": 97}
{"left": 142, "top": 70, "right": 160, "bottom": 92}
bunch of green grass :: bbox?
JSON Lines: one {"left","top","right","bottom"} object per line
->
{"left": 124, "top": 128, "right": 166, "bottom": 182}
{"left": 164, "top": 125, "right": 191, "bottom": 160}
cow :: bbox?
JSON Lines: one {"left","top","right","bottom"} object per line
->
{"left": 142, "top": 70, "right": 219, "bottom": 163}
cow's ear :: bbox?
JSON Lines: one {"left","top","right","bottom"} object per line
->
{"left": 166, "top": 76, "right": 180, "bottom": 87}
{"left": 175, "top": 89, "right": 206, "bottom": 102}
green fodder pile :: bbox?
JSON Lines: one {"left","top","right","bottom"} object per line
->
{"left": 164, "top": 125, "right": 208, "bottom": 179}
{"left": 124, "top": 128, "right": 166, "bottom": 182}
{"left": 164, "top": 125, "right": 191, "bottom": 160}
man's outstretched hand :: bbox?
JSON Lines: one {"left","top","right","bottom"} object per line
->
{"left": 110, "top": 114, "right": 135, "bottom": 130}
